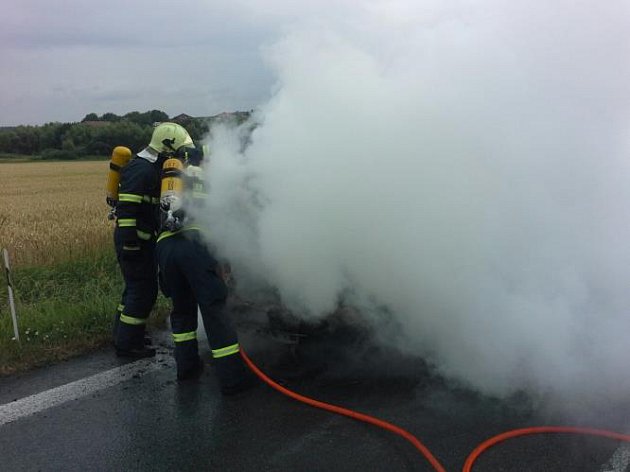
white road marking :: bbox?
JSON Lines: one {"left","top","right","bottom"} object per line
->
{"left": 599, "top": 444, "right": 630, "bottom": 472}
{"left": 0, "top": 357, "right": 170, "bottom": 427}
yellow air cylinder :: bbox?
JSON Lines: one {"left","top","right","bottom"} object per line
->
{"left": 160, "top": 158, "right": 185, "bottom": 231}
{"left": 161, "top": 158, "right": 184, "bottom": 199}
{"left": 106, "top": 146, "right": 132, "bottom": 206}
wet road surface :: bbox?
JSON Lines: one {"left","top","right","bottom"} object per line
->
{"left": 0, "top": 307, "right": 628, "bottom": 472}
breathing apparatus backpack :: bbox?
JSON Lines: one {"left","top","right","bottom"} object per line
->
{"left": 159, "top": 145, "right": 206, "bottom": 232}
{"left": 160, "top": 156, "right": 185, "bottom": 231}
{"left": 105, "top": 146, "right": 132, "bottom": 220}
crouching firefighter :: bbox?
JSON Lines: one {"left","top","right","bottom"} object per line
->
{"left": 155, "top": 144, "right": 256, "bottom": 394}
{"left": 113, "top": 123, "right": 194, "bottom": 358}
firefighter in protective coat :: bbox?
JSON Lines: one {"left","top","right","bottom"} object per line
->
{"left": 156, "top": 145, "right": 255, "bottom": 395}
{"left": 113, "top": 122, "right": 195, "bottom": 358}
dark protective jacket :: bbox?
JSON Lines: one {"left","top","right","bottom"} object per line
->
{"left": 113, "top": 154, "right": 164, "bottom": 350}
{"left": 115, "top": 156, "right": 163, "bottom": 244}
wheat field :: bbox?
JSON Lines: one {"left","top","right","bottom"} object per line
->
{"left": 0, "top": 161, "right": 114, "bottom": 267}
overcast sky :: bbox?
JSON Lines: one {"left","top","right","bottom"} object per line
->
{"left": 1, "top": 0, "right": 357, "bottom": 126}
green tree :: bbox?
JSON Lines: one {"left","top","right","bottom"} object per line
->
{"left": 85, "top": 140, "right": 112, "bottom": 155}
{"left": 0, "top": 109, "right": 233, "bottom": 159}
{"left": 10, "top": 126, "right": 41, "bottom": 154}
{"left": 81, "top": 113, "right": 99, "bottom": 122}
{"left": 40, "top": 122, "right": 71, "bottom": 150}
{"left": 65, "top": 123, "right": 96, "bottom": 152}
{"left": 101, "top": 112, "right": 121, "bottom": 122}
{"left": 124, "top": 110, "right": 169, "bottom": 126}
{"left": 0, "top": 130, "right": 17, "bottom": 154}
{"left": 93, "top": 121, "right": 151, "bottom": 153}
{"left": 148, "top": 109, "right": 169, "bottom": 124}
{"left": 124, "top": 111, "right": 142, "bottom": 124}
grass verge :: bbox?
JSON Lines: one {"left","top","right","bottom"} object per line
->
{"left": 0, "top": 248, "right": 170, "bottom": 376}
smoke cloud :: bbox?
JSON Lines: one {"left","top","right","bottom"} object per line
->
{"left": 197, "top": 0, "right": 630, "bottom": 402}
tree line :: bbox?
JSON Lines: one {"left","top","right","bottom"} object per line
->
{"left": 0, "top": 110, "right": 251, "bottom": 160}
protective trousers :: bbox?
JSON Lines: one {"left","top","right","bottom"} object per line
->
{"left": 113, "top": 229, "right": 158, "bottom": 350}
{"left": 156, "top": 231, "right": 249, "bottom": 390}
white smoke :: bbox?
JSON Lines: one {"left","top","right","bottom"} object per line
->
{"left": 197, "top": 0, "right": 630, "bottom": 401}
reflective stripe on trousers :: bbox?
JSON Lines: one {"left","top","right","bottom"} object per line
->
{"left": 172, "top": 331, "right": 197, "bottom": 343}
{"left": 212, "top": 343, "right": 240, "bottom": 359}
{"left": 119, "top": 313, "right": 147, "bottom": 326}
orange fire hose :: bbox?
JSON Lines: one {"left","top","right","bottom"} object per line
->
{"left": 462, "top": 426, "right": 630, "bottom": 472}
{"left": 240, "top": 349, "right": 447, "bottom": 472}
{"left": 240, "top": 349, "right": 630, "bottom": 472}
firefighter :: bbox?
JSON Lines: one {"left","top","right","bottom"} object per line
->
{"left": 113, "top": 122, "right": 195, "bottom": 358}
{"left": 156, "top": 145, "right": 256, "bottom": 395}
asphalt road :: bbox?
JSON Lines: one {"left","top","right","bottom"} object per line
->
{"left": 0, "top": 306, "right": 628, "bottom": 472}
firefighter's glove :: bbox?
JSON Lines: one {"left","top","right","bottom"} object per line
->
{"left": 122, "top": 242, "right": 141, "bottom": 260}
